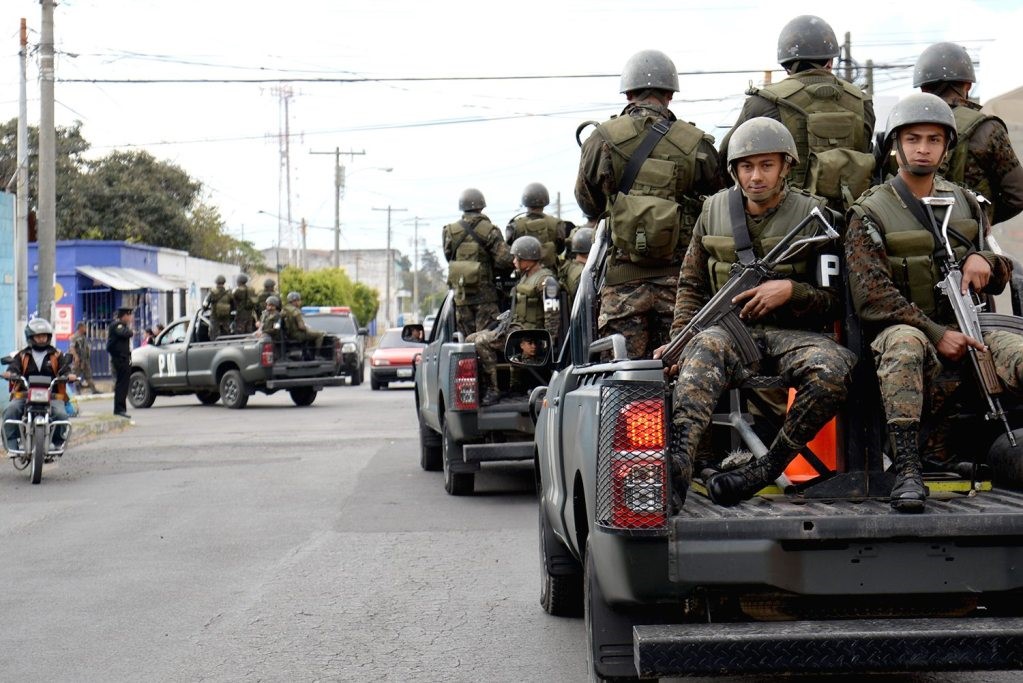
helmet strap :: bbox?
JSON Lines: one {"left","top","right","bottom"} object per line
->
{"left": 894, "top": 136, "right": 944, "bottom": 177}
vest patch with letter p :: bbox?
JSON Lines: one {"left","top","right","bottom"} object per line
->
{"left": 817, "top": 254, "right": 841, "bottom": 288}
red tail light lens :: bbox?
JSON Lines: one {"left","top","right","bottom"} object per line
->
{"left": 611, "top": 399, "right": 667, "bottom": 529}
{"left": 453, "top": 357, "right": 477, "bottom": 410}
{"left": 261, "top": 342, "right": 274, "bottom": 367}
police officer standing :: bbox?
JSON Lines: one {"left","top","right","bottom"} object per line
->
{"left": 107, "top": 307, "right": 134, "bottom": 418}
{"left": 232, "top": 273, "right": 258, "bottom": 334}
{"left": 505, "top": 182, "right": 566, "bottom": 270}
{"left": 657, "top": 118, "right": 855, "bottom": 508}
{"left": 846, "top": 94, "right": 1023, "bottom": 513}
{"left": 443, "top": 188, "right": 514, "bottom": 339}
{"left": 204, "top": 274, "right": 233, "bottom": 340}
{"left": 576, "top": 49, "right": 721, "bottom": 360}
{"left": 913, "top": 42, "right": 1023, "bottom": 224}
{"left": 468, "top": 236, "right": 561, "bottom": 406}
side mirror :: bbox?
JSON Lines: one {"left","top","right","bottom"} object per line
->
{"left": 402, "top": 324, "right": 425, "bottom": 343}
{"left": 1, "top": 355, "right": 12, "bottom": 365}
{"left": 358, "top": 327, "right": 369, "bottom": 336}
{"left": 504, "top": 329, "right": 552, "bottom": 368}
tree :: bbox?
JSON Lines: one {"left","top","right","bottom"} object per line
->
{"left": 279, "top": 266, "right": 379, "bottom": 325}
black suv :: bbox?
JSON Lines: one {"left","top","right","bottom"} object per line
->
{"left": 301, "top": 307, "right": 367, "bottom": 385}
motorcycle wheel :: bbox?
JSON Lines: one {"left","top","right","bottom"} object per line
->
{"left": 30, "top": 422, "right": 45, "bottom": 484}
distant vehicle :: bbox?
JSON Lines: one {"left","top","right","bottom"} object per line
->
{"left": 302, "top": 306, "right": 368, "bottom": 386}
{"left": 369, "top": 328, "right": 425, "bottom": 391}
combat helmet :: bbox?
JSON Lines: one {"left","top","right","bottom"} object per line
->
{"left": 459, "top": 188, "right": 486, "bottom": 211}
{"left": 510, "top": 235, "right": 543, "bottom": 261}
{"left": 236, "top": 273, "right": 249, "bottom": 285}
{"left": 619, "top": 50, "right": 679, "bottom": 94}
{"left": 885, "top": 93, "right": 957, "bottom": 175}
{"left": 913, "top": 42, "right": 976, "bottom": 88}
{"left": 777, "top": 15, "right": 839, "bottom": 67}
{"left": 266, "top": 295, "right": 281, "bottom": 309}
{"left": 571, "top": 228, "right": 594, "bottom": 255}
{"left": 521, "top": 182, "right": 550, "bottom": 209}
{"left": 726, "top": 117, "right": 800, "bottom": 167}
{"left": 215, "top": 274, "right": 226, "bottom": 285}
{"left": 286, "top": 291, "right": 302, "bottom": 304}
{"left": 263, "top": 278, "right": 276, "bottom": 290}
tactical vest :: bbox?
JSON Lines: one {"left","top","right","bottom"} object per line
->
{"left": 599, "top": 113, "right": 708, "bottom": 284}
{"left": 851, "top": 179, "right": 980, "bottom": 321}
{"left": 445, "top": 215, "right": 495, "bottom": 298}
{"left": 560, "top": 259, "right": 584, "bottom": 301}
{"left": 944, "top": 105, "right": 1000, "bottom": 206}
{"left": 256, "top": 289, "right": 275, "bottom": 311}
{"left": 261, "top": 311, "right": 282, "bottom": 338}
{"left": 510, "top": 213, "right": 561, "bottom": 268}
{"left": 209, "top": 287, "right": 232, "bottom": 317}
{"left": 513, "top": 267, "right": 555, "bottom": 329}
{"left": 234, "top": 285, "right": 256, "bottom": 315}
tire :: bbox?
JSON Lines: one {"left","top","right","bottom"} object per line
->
{"left": 30, "top": 422, "right": 45, "bottom": 485}
{"left": 196, "top": 391, "right": 221, "bottom": 405}
{"left": 540, "top": 506, "right": 583, "bottom": 617}
{"left": 442, "top": 420, "right": 474, "bottom": 495}
{"left": 419, "top": 412, "right": 442, "bottom": 472}
{"left": 585, "top": 542, "right": 643, "bottom": 682}
{"left": 289, "top": 387, "right": 317, "bottom": 406}
{"left": 370, "top": 376, "right": 381, "bottom": 390}
{"left": 128, "top": 371, "right": 156, "bottom": 409}
{"left": 350, "top": 364, "right": 363, "bottom": 386}
{"left": 219, "top": 369, "right": 249, "bottom": 409}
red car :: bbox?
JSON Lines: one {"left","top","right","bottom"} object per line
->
{"left": 369, "top": 328, "right": 425, "bottom": 390}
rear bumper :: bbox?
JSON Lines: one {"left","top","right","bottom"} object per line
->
{"left": 265, "top": 377, "right": 346, "bottom": 390}
{"left": 463, "top": 441, "right": 534, "bottom": 463}
{"left": 634, "top": 617, "right": 1023, "bottom": 677}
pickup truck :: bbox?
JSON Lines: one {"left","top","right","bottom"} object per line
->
{"left": 408, "top": 290, "right": 547, "bottom": 496}
{"left": 128, "top": 310, "right": 344, "bottom": 409}
{"left": 532, "top": 223, "right": 1023, "bottom": 681}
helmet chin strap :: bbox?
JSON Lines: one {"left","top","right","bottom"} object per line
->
{"left": 738, "top": 166, "right": 790, "bottom": 205}
{"left": 894, "top": 138, "right": 943, "bottom": 177}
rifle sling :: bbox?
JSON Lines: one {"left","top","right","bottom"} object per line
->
{"left": 617, "top": 119, "right": 672, "bottom": 195}
{"left": 727, "top": 187, "right": 756, "bottom": 265}
{"left": 451, "top": 219, "right": 488, "bottom": 256}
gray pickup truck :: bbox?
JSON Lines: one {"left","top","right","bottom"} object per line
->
{"left": 408, "top": 290, "right": 544, "bottom": 496}
{"left": 533, "top": 223, "right": 1023, "bottom": 681}
{"left": 128, "top": 311, "right": 344, "bottom": 409}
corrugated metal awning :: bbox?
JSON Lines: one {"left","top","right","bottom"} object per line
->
{"left": 76, "top": 266, "right": 181, "bottom": 292}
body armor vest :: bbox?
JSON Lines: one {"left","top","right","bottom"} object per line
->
{"left": 208, "top": 286, "right": 232, "bottom": 317}
{"left": 510, "top": 213, "right": 560, "bottom": 269}
{"left": 234, "top": 285, "right": 256, "bottom": 315}
{"left": 445, "top": 214, "right": 496, "bottom": 302}
{"left": 513, "top": 267, "right": 555, "bottom": 329}
{"left": 945, "top": 105, "right": 1000, "bottom": 205}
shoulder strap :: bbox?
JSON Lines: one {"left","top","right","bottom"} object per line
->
{"left": 727, "top": 187, "right": 755, "bottom": 265}
{"left": 617, "top": 119, "right": 672, "bottom": 195}
{"left": 461, "top": 219, "right": 489, "bottom": 248}
{"left": 890, "top": 176, "right": 974, "bottom": 259}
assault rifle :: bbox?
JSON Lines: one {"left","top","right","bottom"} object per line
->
{"left": 924, "top": 196, "right": 1017, "bottom": 447}
{"left": 658, "top": 207, "right": 839, "bottom": 369}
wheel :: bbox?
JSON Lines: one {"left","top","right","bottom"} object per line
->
{"left": 289, "top": 387, "right": 317, "bottom": 406}
{"left": 128, "top": 371, "right": 155, "bottom": 409}
{"left": 585, "top": 542, "right": 643, "bottom": 682}
{"left": 989, "top": 430, "right": 1023, "bottom": 490}
{"left": 419, "top": 411, "right": 442, "bottom": 472}
{"left": 370, "top": 376, "right": 388, "bottom": 391}
{"left": 350, "top": 364, "right": 363, "bottom": 386}
{"left": 196, "top": 391, "right": 221, "bottom": 405}
{"left": 30, "top": 422, "right": 45, "bottom": 485}
{"left": 540, "top": 505, "right": 583, "bottom": 617}
{"left": 442, "top": 420, "right": 474, "bottom": 495}
{"left": 219, "top": 369, "right": 249, "bottom": 409}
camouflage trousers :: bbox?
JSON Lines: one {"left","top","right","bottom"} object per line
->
{"left": 598, "top": 278, "right": 676, "bottom": 360}
{"left": 234, "top": 314, "right": 257, "bottom": 334}
{"left": 210, "top": 316, "right": 232, "bottom": 341}
{"left": 670, "top": 326, "right": 856, "bottom": 490}
{"left": 455, "top": 301, "right": 501, "bottom": 339}
{"left": 467, "top": 328, "right": 506, "bottom": 391}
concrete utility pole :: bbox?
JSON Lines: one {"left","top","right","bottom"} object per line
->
{"left": 412, "top": 216, "right": 421, "bottom": 321}
{"left": 16, "top": 17, "right": 28, "bottom": 326}
{"left": 300, "top": 218, "right": 307, "bottom": 269}
{"left": 310, "top": 147, "right": 364, "bottom": 268}
{"left": 842, "top": 31, "right": 853, "bottom": 83}
{"left": 372, "top": 205, "right": 407, "bottom": 327}
{"left": 37, "top": 0, "right": 56, "bottom": 321}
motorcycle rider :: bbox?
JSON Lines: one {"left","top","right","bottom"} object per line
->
{"left": 2, "top": 318, "right": 77, "bottom": 451}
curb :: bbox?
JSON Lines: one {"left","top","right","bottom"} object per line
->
{"left": 67, "top": 414, "right": 133, "bottom": 446}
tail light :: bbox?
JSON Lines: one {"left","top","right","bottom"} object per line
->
{"left": 27, "top": 387, "right": 52, "bottom": 404}
{"left": 453, "top": 356, "right": 477, "bottom": 411}
{"left": 260, "top": 342, "right": 274, "bottom": 367}
{"left": 610, "top": 399, "right": 667, "bottom": 529}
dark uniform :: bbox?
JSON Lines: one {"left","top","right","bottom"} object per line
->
{"left": 443, "top": 211, "right": 513, "bottom": 338}
{"left": 107, "top": 313, "right": 134, "bottom": 416}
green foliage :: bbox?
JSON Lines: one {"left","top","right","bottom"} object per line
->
{"left": 279, "top": 266, "right": 379, "bottom": 325}
{"left": 400, "top": 247, "right": 449, "bottom": 317}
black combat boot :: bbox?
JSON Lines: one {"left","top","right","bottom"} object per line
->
{"left": 668, "top": 424, "right": 693, "bottom": 512}
{"left": 889, "top": 421, "right": 927, "bottom": 513}
{"left": 706, "top": 434, "right": 798, "bottom": 506}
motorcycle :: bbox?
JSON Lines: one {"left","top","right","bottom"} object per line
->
{"left": 2, "top": 371, "right": 73, "bottom": 484}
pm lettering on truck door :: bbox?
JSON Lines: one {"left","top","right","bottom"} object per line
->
{"left": 157, "top": 353, "right": 178, "bottom": 377}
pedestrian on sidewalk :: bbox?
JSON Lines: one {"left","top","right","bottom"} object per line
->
{"left": 107, "top": 308, "right": 134, "bottom": 419}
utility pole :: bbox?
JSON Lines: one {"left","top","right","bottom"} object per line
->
{"left": 16, "top": 17, "right": 28, "bottom": 326}
{"left": 555, "top": 192, "right": 561, "bottom": 219}
{"left": 412, "top": 216, "right": 421, "bottom": 321}
{"left": 37, "top": 0, "right": 56, "bottom": 321}
{"left": 842, "top": 31, "right": 853, "bottom": 83}
{"left": 310, "top": 147, "right": 364, "bottom": 268}
{"left": 372, "top": 205, "right": 407, "bottom": 327}
{"left": 865, "top": 59, "right": 874, "bottom": 97}
{"left": 272, "top": 85, "right": 294, "bottom": 267}
{"left": 300, "top": 218, "right": 307, "bottom": 269}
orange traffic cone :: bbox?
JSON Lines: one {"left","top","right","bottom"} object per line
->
{"left": 783, "top": 388, "right": 837, "bottom": 483}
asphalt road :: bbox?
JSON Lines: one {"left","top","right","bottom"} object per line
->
{"left": 0, "top": 381, "right": 1019, "bottom": 682}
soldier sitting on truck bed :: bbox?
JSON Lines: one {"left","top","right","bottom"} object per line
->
{"left": 656, "top": 117, "right": 856, "bottom": 508}
{"left": 281, "top": 291, "right": 325, "bottom": 352}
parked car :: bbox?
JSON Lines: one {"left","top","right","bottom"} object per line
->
{"left": 302, "top": 306, "right": 367, "bottom": 385}
{"left": 369, "top": 327, "right": 425, "bottom": 390}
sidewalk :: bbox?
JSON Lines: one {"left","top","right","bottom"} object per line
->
{"left": 68, "top": 386, "right": 134, "bottom": 446}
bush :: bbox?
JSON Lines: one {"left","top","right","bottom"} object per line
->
{"left": 279, "top": 267, "right": 379, "bottom": 325}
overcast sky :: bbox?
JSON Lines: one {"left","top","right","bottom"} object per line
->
{"left": 1, "top": 0, "right": 1020, "bottom": 269}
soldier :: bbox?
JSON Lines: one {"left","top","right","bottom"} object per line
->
{"left": 203, "top": 274, "right": 233, "bottom": 340}
{"left": 280, "top": 291, "right": 325, "bottom": 349}
{"left": 656, "top": 117, "right": 855, "bottom": 508}
{"left": 846, "top": 93, "right": 1023, "bottom": 513}
{"left": 505, "top": 182, "right": 566, "bottom": 270}
{"left": 468, "top": 236, "right": 561, "bottom": 406}
{"left": 719, "top": 15, "right": 875, "bottom": 212}
{"left": 576, "top": 49, "right": 721, "bottom": 359}
{"left": 256, "top": 278, "right": 277, "bottom": 312}
{"left": 258, "top": 295, "right": 283, "bottom": 341}
{"left": 69, "top": 321, "right": 99, "bottom": 394}
{"left": 443, "top": 188, "right": 514, "bottom": 338}
{"left": 560, "top": 227, "right": 593, "bottom": 307}
{"left": 914, "top": 42, "right": 1023, "bottom": 224}
{"left": 232, "top": 273, "right": 258, "bottom": 334}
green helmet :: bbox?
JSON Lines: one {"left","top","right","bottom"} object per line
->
{"left": 777, "top": 15, "right": 839, "bottom": 66}
{"left": 263, "top": 278, "right": 276, "bottom": 290}
{"left": 521, "top": 182, "right": 549, "bottom": 209}
{"left": 726, "top": 117, "right": 799, "bottom": 166}
{"left": 885, "top": 93, "right": 957, "bottom": 148}
{"left": 286, "top": 291, "right": 302, "bottom": 304}
{"left": 236, "top": 273, "right": 249, "bottom": 285}
{"left": 510, "top": 235, "right": 543, "bottom": 261}
{"left": 571, "top": 228, "right": 594, "bottom": 254}
{"left": 458, "top": 188, "right": 486, "bottom": 211}
{"left": 913, "top": 42, "right": 975, "bottom": 88}
{"left": 619, "top": 50, "right": 679, "bottom": 94}
{"left": 266, "top": 295, "right": 281, "bottom": 308}
{"left": 215, "top": 274, "right": 226, "bottom": 285}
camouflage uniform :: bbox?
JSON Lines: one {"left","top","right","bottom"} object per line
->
{"left": 281, "top": 303, "right": 325, "bottom": 348}
{"left": 846, "top": 177, "right": 1020, "bottom": 435}
{"left": 505, "top": 211, "right": 566, "bottom": 270}
{"left": 232, "top": 284, "right": 258, "bottom": 334}
{"left": 560, "top": 258, "right": 584, "bottom": 306}
{"left": 576, "top": 102, "right": 721, "bottom": 359}
{"left": 204, "top": 285, "right": 233, "bottom": 340}
{"left": 69, "top": 329, "right": 97, "bottom": 393}
{"left": 255, "top": 284, "right": 277, "bottom": 315}
{"left": 669, "top": 186, "right": 855, "bottom": 506}
{"left": 260, "top": 309, "right": 283, "bottom": 341}
{"left": 443, "top": 212, "right": 513, "bottom": 338}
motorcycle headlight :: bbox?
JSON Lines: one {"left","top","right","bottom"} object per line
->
{"left": 342, "top": 343, "right": 357, "bottom": 354}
